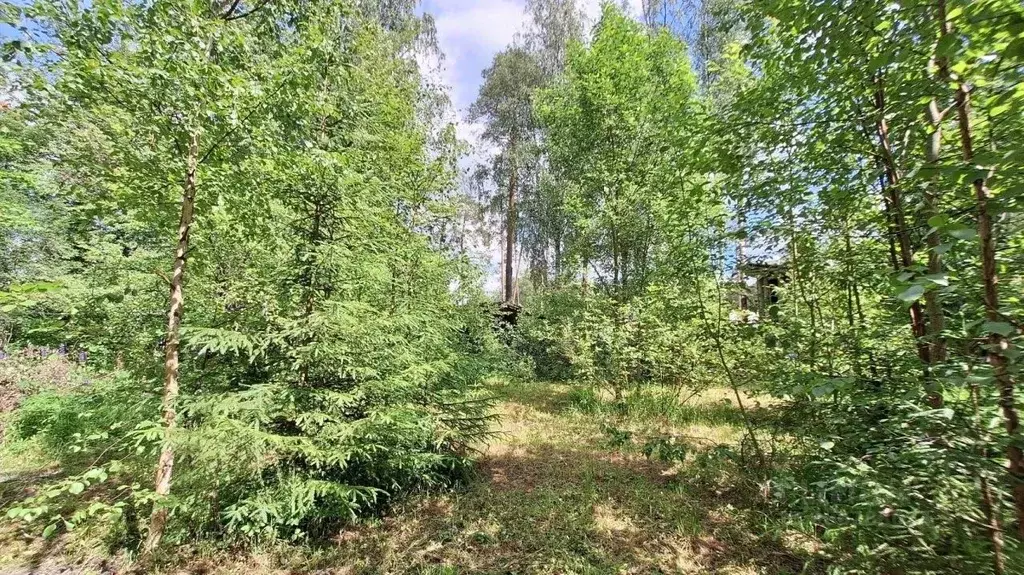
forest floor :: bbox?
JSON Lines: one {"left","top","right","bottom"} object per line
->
{"left": 0, "top": 379, "right": 822, "bottom": 575}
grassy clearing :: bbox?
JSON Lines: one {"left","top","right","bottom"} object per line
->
{"left": 0, "top": 380, "right": 820, "bottom": 575}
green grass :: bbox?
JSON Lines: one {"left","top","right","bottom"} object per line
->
{"left": 0, "top": 379, "right": 821, "bottom": 574}
{"left": 241, "top": 379, "right": 818, "bottom": 574}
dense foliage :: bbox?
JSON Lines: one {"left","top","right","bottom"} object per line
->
{"left": 1, "top": 0, "right": 1023, "bottom": 573}
{"left": 0, "top": 0, "right": 494, "bottom": 552}
{"left": 481, "top": 1, "right": 1024, "bottom": 573}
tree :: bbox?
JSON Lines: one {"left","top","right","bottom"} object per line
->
{"left": 537, "top": 4, "right": 697, "bottom": 295}
{"left": 25, "top": 0, "right": 297, "bottom": 550}
{"left": 469, "top": 48, "right": 545, "bottom": 302}
{"left": 2, "top": 0, "right": 494, "bottom": 551}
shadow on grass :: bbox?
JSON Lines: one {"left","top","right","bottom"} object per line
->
{"left": 0, "top": 469, "right": 90, "bottom": 575}
{"left": 311, "top": 444, "right": 822, "bottom": 575}
{"left": 0, "top": 468, "right": 60, "bottom": 512}
{"left": 487, "top": 380, "right": 575, "bottom": 415}
{"left": 0, "top": 380, "right": 806, "bottom": 575}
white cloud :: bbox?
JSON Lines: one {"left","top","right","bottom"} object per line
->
{"left": 432, "top": 0, "right": 525, "bottom": 52}
{"left": 429, "top": 0, "right": 527, "bottom": 111}
{"left": 419, "top": 0, "right": 646, "bottom": 298}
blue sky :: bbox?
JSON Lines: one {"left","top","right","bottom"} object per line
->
{"left": 420, "top": 0, "right": 529, "bottom": 113}
{"left": 419, "top": 0, "right": 644, "bottom": 126}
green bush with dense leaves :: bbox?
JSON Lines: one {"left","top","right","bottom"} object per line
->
{"left": 0, "top": 0, "right": 497, "bottom": 548}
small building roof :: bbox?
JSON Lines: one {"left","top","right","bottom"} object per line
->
{"left": 740, "top": 260, "right": 787, "bottom": 277}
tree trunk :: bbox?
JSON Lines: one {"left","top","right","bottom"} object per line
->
{"left": 972, "top": 380, "right": 1006, "bottom": 575}
{"left": 924, "top": 8, "right": 955, "bottom": 367}
{"left": 843, "top": 229, "right": 863, "bottom": 375}
{"left": 936, "top": 0, "right": 1023, "bottom": 536}
{"left": 298, "top": 199, "right": 324, "bottom": 386}
{"left": 872, "top": 78, "right": 934, "bottom": 380}
{"left": 923, "top": 99, "right": 947, "bottom": 365}
{"left": 553, "top": 235, "right": 562, "bottom": 282}
{"left": 144, "top": 131, "right": 199, "bottom": 555}
{"left": 611, "top": 228, "right": 620, "bottom": 288}
{"left": 952, "top": 82, "right": 1024, "bottom": 538}
{"left": 979, "top": 474, "right": 1005, "bottom": 575}
{"left": 735, "top": 219, "right": 746, "bottom": 282}
{"left": 504, "top": 136, "right": 517, "bottom": 303}
{"left": 620, "top": 250, "right": 629, "bottom": 291}
{"left": 879, "top": 184, "right": 900, "bottom": 273}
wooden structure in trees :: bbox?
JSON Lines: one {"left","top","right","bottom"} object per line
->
{"left": 730, "top": 261, "right": 787, "bottom": 322}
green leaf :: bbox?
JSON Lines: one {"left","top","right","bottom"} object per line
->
{"left": 897, "top": 285, "right": 925, "bottom": 302}
{"left": 867, "top": 52, "right": 891, "bottom": 70}
{"left": 948, "top": 227, "right": 977, "bottom": 241}
{"left": 812, "top": 384, "right": 834, "bottom": 398}
{"left": 936, "top": 33, "right": 960, "bottom": 58}
{"left": 982, "top": 322, "right": 1014, "bottom": 337}
{"left": 42, "top": 523, "right": 57, "bottom": 539}
{"left": 68, "top": 482, "right": 85, "bottom": 495}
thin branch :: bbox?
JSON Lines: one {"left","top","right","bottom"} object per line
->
{"left": 221, "top": 0, "right": 243, "bottom": 19}
{"left": 224, "top": 0, "right": 274, "bottom": 21}
{"left": 196, "top": 68, "right": 295, "bottom": 166}
{"left": 152, "top": 268, "right": 172, "bottom": 286}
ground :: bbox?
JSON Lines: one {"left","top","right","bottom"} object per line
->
{"left": 0, "top": 379, "right": 821, "bottom": 575}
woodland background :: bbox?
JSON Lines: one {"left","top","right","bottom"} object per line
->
{"left": 0, "top": 0, "right": 1022, "bottom": 573}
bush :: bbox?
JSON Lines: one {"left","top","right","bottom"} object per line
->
{"left": 5, "top": 303, "right": 497, "bottom": 546}
{"left": 515, "top": 285, "right": 727, "bottom": 394}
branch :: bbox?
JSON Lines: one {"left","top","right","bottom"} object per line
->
{"left": 221, "top": 0, "right": 242, "bottom": 19}
{"left": 224, "top": 0, "right": 274, "bottom": 21}
{"left": 152, "top": 268, "right": 172, "bottom": 286}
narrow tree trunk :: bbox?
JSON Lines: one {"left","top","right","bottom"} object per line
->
{"left": 849, "top": 268, "right": 879, "bottom": 379}
{"left": 298, "top": 200, "right": 324, "bottom": 386}
{"left": 953, "top": 83, "right": 1024, "bottom": 537}
{"left": 553, "top": 235, "right": 562, "bottom": 282}
{"left": 936, "top": 0, "right": 1024, "bottom": 536}
{"left": 513, "top": 247, "right": 523, "bottom": 302}
{"left": 972, "top": 380, "right": 1006, "bottom": 574}
{"left": 918, "top": 97, "right": 947, "bottom": 409}
{"left": 873, "top": 84, "right": 915, "bottom": 271}
{"left": 504, "top": 136, "right": 517, "bottom": 303}
{"left": 144, "top": 131, "right": 199, "bottom": 555}
{"left": 581, "top": 258, "right": 588, "bottom": 297}
{"left": 979, "top": 474, "right": 1006, "bottom": 575}
{"left": 611, "top": 228, "right": 620, "bottom": 288}
{"left": 872, "top": 79, "right": 933, "bottom": 381}
{"left": 879, "top": 187, "right": 901, "bottom": 273}
{"left": 735, "top": 212, "right": 746, "bottom": 283}
{"left": 924, "top": 7, "right": 955, "bottom": 367}
{"left": 695, "top": 272, "right": 767, "bottom": 472}
{"left": 620, "top": 250, "right": 629, "bottom": 291}
{"left": 843, "top": 229, "right": 863, "bottom": 376}
{"left": 736, "top": 206, "right": 747, "bottom": 310}
{"left": 923, "top": 99, "right": 947, "bottom": 365}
